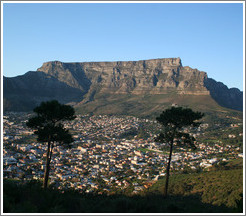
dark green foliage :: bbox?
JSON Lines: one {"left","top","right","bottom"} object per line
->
{"left": 156, "top": 106, "right": 204, "bottom": 147}
{"left": 118, "top": 128, "right": 138, "bottom": 139}
{"left": 149, "top": 167, "right": 243, "bottom": 210}
{"left": 32, "top": 100, "right": 75, "bottom": 122}
{"left": 156, "top": 107, "right": 204, "bottom": 129}
{"left": 26, "top": 100, "right": 76, "bottom": 188}
{"left": 32, "top": 124, "right": 73, "bottom": 145}
{"left": 137, "top": 126, "right": 150, "bottom": 139}
{"left": 3, "top": 179, "right": 241, "bottom": 213}
{"left": 155, "top": 106, "right": 204, "bottom": 196}
{"left": 26, "top": 100, "right": 75, "bottom": 143}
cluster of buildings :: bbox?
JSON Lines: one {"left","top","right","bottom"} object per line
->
{"left": 3, "top": 112, "right": 243, "bottom": 194}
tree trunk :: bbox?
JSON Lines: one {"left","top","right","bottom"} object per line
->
{"left": 43, "top": 141, "right": 51, "bottom": 189}
{"left": 49, "top": 142, "right": 54, "bottom": 164}
{"left": 164, "top": 140, "right": 174, "bottom": 197}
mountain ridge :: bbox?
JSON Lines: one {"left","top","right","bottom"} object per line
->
{"left": 3, "top": 58, "right": 243, "bottom": 114}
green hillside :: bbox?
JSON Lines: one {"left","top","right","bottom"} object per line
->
{"left": 148, "top": 159, "right": 243, "bottom": 210}
{"left": 75, "top": 92, "right": 243, "bottom": 121}
{"left": 4, "top": 160, "right": 243, "bottom": 213}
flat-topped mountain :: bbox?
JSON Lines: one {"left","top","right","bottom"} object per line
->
{"left": 3, "top": 58, "right": 243, "bottom": 116}
{"left": 36, "top": 58, "right": 209, "bottom": 96}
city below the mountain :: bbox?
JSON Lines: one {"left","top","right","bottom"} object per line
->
{"left": 3, "top": 58, "right": 243, "bottom": 213}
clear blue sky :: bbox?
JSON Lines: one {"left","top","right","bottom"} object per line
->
{"left": 2, "top": 2, "right": 244, "bottom": 90}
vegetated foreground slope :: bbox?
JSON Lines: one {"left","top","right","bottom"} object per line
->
{"left": 148, "top": 158, "right": 243, "bottom": 211}
{"left": 3, "top": 58, "right": 243, "bottom": 116}
{"left": 4, "top": 159, "right": 243, "bottom": 213}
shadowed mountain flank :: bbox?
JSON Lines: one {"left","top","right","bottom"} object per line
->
{"left": 3, "top": 71, "right": 86, "bottom": 111}
{"left": 3, "top": 58, "right": 243, "bottom": 114}
{"left": 204, "top": 78, "right": 243, "bottom": 111}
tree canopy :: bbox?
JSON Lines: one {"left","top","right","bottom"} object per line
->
{"left": 156, "top": 106, "right": 204, "bottom": 149}
{"left": 26, "top": 100, "right": 76, "bottom": 188}
{"left": 26, "top": 100, "right": 75, "bottom": 144}
{"left": 155, "top": 106, "right": 204, "bottom": 196}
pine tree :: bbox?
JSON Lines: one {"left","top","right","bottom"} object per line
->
{"left": 155, "top": 106, "right": 204, "bottom": 196}
{"left": 26, "top": 100, "right": 76, "bottom": 188}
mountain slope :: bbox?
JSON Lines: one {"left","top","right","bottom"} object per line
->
{"left": 148, "top": 160, "right": 243, "bottom": 209}
{"left": 3, "top": 58, "right": 243, "bottom": 115}
{"left": 204, "top": 78, "right": 243, "bottom": 111}
{"left": 3, "top": 72, "right": 85, "bottom": 111}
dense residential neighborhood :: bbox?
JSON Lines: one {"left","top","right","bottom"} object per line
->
{"left": 3, "top": 112, "right": 243, "bottom": 194}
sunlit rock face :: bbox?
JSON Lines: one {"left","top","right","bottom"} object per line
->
{"left": 37, "top": 58, "right": 209, "bottom": 95}
{"left": 3, "top": 58, "right": 243, "bottom": 113}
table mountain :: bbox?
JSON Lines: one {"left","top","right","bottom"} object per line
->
{"left": 3, "top": 58, "right": 243, "bottom": 116}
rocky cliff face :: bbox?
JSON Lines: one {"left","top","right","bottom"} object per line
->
{"left": 37, "top": 58, "right": 209, "bottom": 97}
{"left": 3, "top": 58, "right": 243, "bottom": 113}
